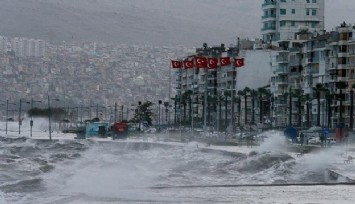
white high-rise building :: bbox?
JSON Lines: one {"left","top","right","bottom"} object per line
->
{"left": 262, "top": 0, "right": 325, "bottom": 43}
{"left": 10, "top": 37, "right": 46, "bottom": 57}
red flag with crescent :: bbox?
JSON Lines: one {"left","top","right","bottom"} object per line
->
{"left": 171, "top": 60, "right": 183, "bottom": 68}
{"left": 183, "top": 60, "right": 194, "bottom": 69}
{"left": 235, "top": 58, "right": 245, "bottom": 68}
{"left": 195, "top": 57, "right": 208, "bottom": 68}
{"left": 208, "top": 58, "right": 218, "bottom": 69}
{"left": 220, "top": 57, "right": 231, "bottom": 66}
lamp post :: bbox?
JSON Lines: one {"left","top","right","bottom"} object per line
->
{"left": 48, "top": 96, "right": 59, "bottom": 141}
{"left": 158, "top": 100, "right": 162, "bottom": 126}
{"left": 138, "top": 101, "right": 142, "bottom": 131}
{"left": 350, "top": 89, "right": 354, "bottom": 130}
{"left": 29, "top": 98, "right": 42, "bottom": 137}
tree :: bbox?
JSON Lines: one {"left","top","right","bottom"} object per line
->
{"left": 241, "top": 87, "right": 251, "bottom": 125}
{"left": 207, "top": 95, "right": 217, "bottom": 127}
{"left": 131, "top": 101, "right": 154, "bottom": 126}
{"left": 182, "top": 90, "right": 193, "bottom": 124}
{"left": 250, "top": 89, "right": 258, "bottom": 124}
{"left": 350, "top": 84, "right": 355, "bottom": 129}
{"left": 301, "top": 94, "right": 311, "bottom": 128}
{"left": 313, "top": 83, "right": 327, "bottom": 126}
{"left": 163, "top": 101, "right": 170, "bottom": 124}
{"left": 224, "top": 91, "right": 232, "bottom": 130}
{"left": 28, "top": 107, "right": 66, "bottom": 121}
{"left": 293, "top": 89, "right": 303, "bottom": 127}
{"left": 237, "top": 90, "right": 244, "bottom": 126}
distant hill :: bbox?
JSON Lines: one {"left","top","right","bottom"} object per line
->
{"left": 0, "top": 0, "right": 351, "bottom": 46}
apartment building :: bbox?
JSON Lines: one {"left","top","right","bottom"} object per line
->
{"left": 262, "top": 0, "right": 325, "bottom": 43}
{"left": 174, "top": 42, "right": 272, "bottom": 130}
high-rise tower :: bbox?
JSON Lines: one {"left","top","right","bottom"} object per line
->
{"left": 261, "top": 0, "right": 325, "bottom": 43}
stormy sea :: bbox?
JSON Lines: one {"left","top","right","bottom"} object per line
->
{"left": 0, "top": 129, "right": 354, "bottom": 204}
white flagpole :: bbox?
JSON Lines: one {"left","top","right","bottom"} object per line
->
{"left": 168, "top": 61, "right": 172, "bottom": 139}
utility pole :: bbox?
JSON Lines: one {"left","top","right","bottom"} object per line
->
{"left": 48, "top": 95, "right": 52, "bottom": 141}
{"left": 114, "top": 102, "right": 117, "bottom": 122}
{"left": 18, "top": 99, "right": 22, "bottom": 135}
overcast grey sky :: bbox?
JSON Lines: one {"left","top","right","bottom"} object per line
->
{"left": 0, "top": 0, "right": 353, "bottom": 46}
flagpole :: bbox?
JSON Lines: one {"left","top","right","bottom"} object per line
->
{"left": 192, "top": 64, "right": 195, "bottom": 139}
{"left": 168, "top": 62, "right": 172, "bottom": 139}
{"left": 203, "top": 48, "right": 208, "bottom": 135}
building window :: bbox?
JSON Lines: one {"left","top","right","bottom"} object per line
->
{"left": 280, "top": 9, "right": 286, "bottom": 15}
{"left": 312, "top": 0, "right": 317, "bottom": 3}
{"left": 292, "top": 9, "right": 295, "bottom": 14}
{"left": 280, "top": 21, "right": 286, "bottom": 27}
{"left": 306, "top": 9, "right": 310, "bottom": 15}
{"left": 312, "top": 22, "right": 318, "bottom": 28}
{"left": 306, "top": 0, "right": 310, "bottom": 3}
{"left": 280, "top": 0, "right": 286, "bottom": 2}
{"left": 312, "top": 9, "right": 317, "bottom": 16}
{"left": 291, "top": 22, "right": 295, "bottom": 26}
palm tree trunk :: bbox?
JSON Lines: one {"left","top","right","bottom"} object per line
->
{"left": 219, "top": 99, "right": 222, "bottom": 131}
{"left": 259, "top": 96, "right": 263, "bottom": 124}
{"left": 252, "top": 97, "right": 255, "bottom": 124}
{"left": 244, "top": 95, "right": 247, "bottom": 125}
{"left": 350, "top": 90, "right": 354, "bottom": 130}
{"left": 327, "top": 96, "right": 332, "bottom": 128}
{"left": 183, "top": 103, "right": 186, "bottom": 123}
{"left": 207, "top": 102, "right": 211, "bottom": 127}
{"left": 317, "top": 92, "right": 320, "bottom": 126}
{"left": 289, "top": 94, "right": 292, "bottom": 126}
{"left": 174, "top": 98, "right": 177, "bottom": 125}
{"left": 307, "top": 101, "right": 310, "bottom": 128}
{"left": 238, "top": 98, "right": 241, "bottom": 125}
{"left": 225, "top": 96, "right": 228, "bottom": 131}
{"left": 340, "top": 89, "right": 343, "bottom": 123}
{"left": 298, "top": 97, "right": 301, "bottom": 127}
{"left": 189, "top": 97, "right": 192, "bottom": 124}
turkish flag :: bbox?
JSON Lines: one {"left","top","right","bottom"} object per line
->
{"left": 183, "top": 60, "right": 194, "bottom": 69}
{"left": 195, "top": 57, "right": 208, "bottom": 68}
{"left": 208, "top": 58, "right": 218, "bottom": 69}
{"left": 171, "top": 60, "right": 182, "bottom": 68}
{"left": 235, "top": 58, "right": 245, "bottom": 68}
{"left": 220, "top": 57, "right": 231, "bottom": 66}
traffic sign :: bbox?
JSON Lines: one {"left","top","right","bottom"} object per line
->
{"left": 323, "top": 128, "right": 329, "bottom": 135}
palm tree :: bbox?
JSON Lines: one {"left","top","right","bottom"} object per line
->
{"left": 171, "top": 96, "right": 178, "bottom": 125}
{"left": 237, "top": 90, "right": 244, "bottom": 126}
{"left": 300, "top": 94, "right": 311, "bottom": 128}
{"left": 250, "top": 89, "right": 258, "bottom": 124}
{"left": 258, "top": 87, "right": 267, "bottom": 124}
{"left": 293, "top": 89, "right": 303, "bottom": 127}
{"left": 313, "top": 83, "right": 327, "bottom": 126}
{"left": 224, "top": 91, "right": 232, "bottom": 130}
{"left": 350, "top": 84, "right": 355, "bottom": 130}
{"left": 163, "top": 102, "right": 169, "bottom": 124}
{"left": 182, "top": 90, "right": 193, "bottom": 124}
{"left": 241, "top": 87, "right": 251, "bottom": 125}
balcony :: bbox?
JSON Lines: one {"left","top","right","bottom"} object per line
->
{"left": 262, "top": 1, "right": 276, "bottom": 9}
{"left": 261, "top": 26, "right": 276, "bottom": 32}
{"left": 262, "top": 14, "right": 276, "bottom": 20}
{"left": 276, "top": 57, "right": 288, "bottom": 63}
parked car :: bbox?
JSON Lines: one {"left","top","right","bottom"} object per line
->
{"left": 308, "top": 137, "right": 320, "bottom": 145}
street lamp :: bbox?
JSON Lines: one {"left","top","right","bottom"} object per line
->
{"left": 158, "top": 100, "right": 162, "bottom": 126}
{"left": 28, "top": 98, "right": 42, "bottom": 137}
{"left": 48, "top": 96, "right": 60, "bottom": 141}
{"left": 138, "top": 101, "right": 142, "bottom": 131}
